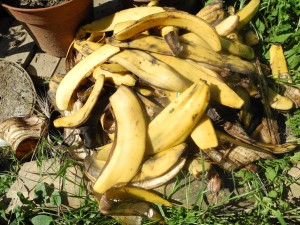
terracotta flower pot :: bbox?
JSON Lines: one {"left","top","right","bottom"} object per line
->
{"left": 1, "top": 0, "right": 93, "bottom": 57}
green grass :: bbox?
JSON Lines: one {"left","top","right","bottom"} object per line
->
{"left": 0, "top": 139, "right": 117, "bottom": 225}
{"left": 1, "top": 0, "right": 300, "bottom": 224}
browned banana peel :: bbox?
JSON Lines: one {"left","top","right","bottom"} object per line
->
{"left": 201, "top": 148, "right": 239, "bottom": 172}
{"left": 196, "top": 0, "right": 225, "bottom": 25}
{"left": 226, "top": 145, "right": 274, "bottom": 167}
{"left": 98, "top": 196, "right": 164, "bottom": 222}
{"left": 94, "top": 186, "right": 172, "bottom": 221}
{"left": 186, "top": 156, "right": 212, "bottom": 180}
{"left": 216, "top": 130, "right": 297, "bottom": 154}
{"left": 163, "top": 30, "right": 183, "bottom": 57}
{"left": 255, "top": 59, "right": 281, "bottom": 144}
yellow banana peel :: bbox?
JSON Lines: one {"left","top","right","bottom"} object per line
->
{"left": 93, "top": 85, "right": 147, "bottom": 194}
{"left": 105, "top": 186, "right": 172, "bottom": 207}
{"left": 133, "top": 143, "right": 187, "bottom": 182}
{"left": 148, "top": 80, "right": 210, "bottom": 155}
{"left": 113, "top": 10, "right": 221, "bottom": 52}
{"left": 236, "top": 0, "right": 260, "bottom": 30}
{"left": 215, "top": 15, "right": 239, "bottom": 36}
{"left": 270, "top": 44, "right": 289, "bottom": 79}
{"left": 191, "top": 114, "right": 219, "bottom": 149}
{"left": 56, "top": 44, "right": 120, "bottom": 111}
{"left": 54, "top": 74, "right": 105, "bottom": 128}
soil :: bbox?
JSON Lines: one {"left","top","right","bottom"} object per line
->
{"left": 2, "top": 0, "right": 70, "bottom": 8}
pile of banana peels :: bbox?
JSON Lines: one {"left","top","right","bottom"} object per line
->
{"left": 46, "top": 0, "right": 300, "bottom": 222}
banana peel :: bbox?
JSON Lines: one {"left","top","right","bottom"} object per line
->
{"left": 220, "top": 37, "right": 255, "bottom": 60}
{"left": 56, "top": 44, "right": 120, "bottom": 111}
{"left": 76, "top": 6, "right": 165, "bottom": 38}
{"left": 110, "top": 49, "right": 190, "bottom": 92}
{"left": 130, "top": 157, "right": 187, "bottom": 190}
{"left": 93, "top": 85, "right": 147, "bottom": 194}
{"left": 191, "top": 114, "right": 219, "bottom": 149}
{"left": 105, "top": 186, "right": 172, "bottom": 207}
{"left": 215, "top": 15, "right": 239, "bottom": 36}
{"left": 108, "top": 34, "right": 256, "bottom": 75}
{"left": 147, "top": 80, "right": 210, "bottom": 155}
{"left": 113, "top": 10, "right": 222, "bottom": 52}
{"left": 133, "top": 143, "right": 187, "bottom": 182}
{"left": 54, "top": 75, "right": 105, "bottom": 128}
{"left": 236, "top": 0, "right": 260, "bottom": 30}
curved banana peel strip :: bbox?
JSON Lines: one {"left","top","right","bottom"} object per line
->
{"left": 93, "top": 86, "right": 147, "bottom": 194}
{"left": 113, "top": 10, "right": 222, "bottom": 52}
{"left": 56, "top": 44, "right": 120, "bottom": 111}
{"left": 76, "top": 6, "right": 165, "bottom": 38}
{"left": 48, "top": 73, "right": 65, "bottom": 111}
{"left": 215, "top": 15, "right": 239, "bottom": 36}
{"left": 185, "top": 59, "right": 220, "bottom": 78}
{"left": 113, "top": 20, "right": 137, "bottom": 35}
{"left": 133, "top": 143, "right": 187, "bottom": 182}
{"left": 108, "top": 34, "right": 256, "bottom": 75}
{"left": 105, "top": 186, "right": 172, "bottom": 207}
{"left": 191, "top": 114, "right": 218, "bottom": 149}
{"left": 92, "top": 66, "right": 136, "bottom": 86}
{"left": 147, "top": 80, "right": 210, "bottom": 155}
{"left": 151, "top": 52, "right": 214, "bottom": 82}
{"left": 148, "top": 0, "right": 160, "bottom": 7}
{"left": 86, "top": 31, "right": 106, "bottom": 42}
{"left": 151, "top": 53, "right": 244, "bottom": 109}
{"left": 130, "top": 157, "right": 187, "bottom": 190}
{"left": 110, "top": 49, "right": 190, "bottom": 92}
{"left": 53, "top": 75, "right": 105, "bottom": 128}
{"left": 236, "top": 0, "right": 260, "bottom": 30}
{"left": 100, "top": 108, "right": 115, "bottom": 132}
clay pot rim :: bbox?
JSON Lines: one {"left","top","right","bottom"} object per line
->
{"left": 1, "top": 0, "right": 74, "bottom": 12}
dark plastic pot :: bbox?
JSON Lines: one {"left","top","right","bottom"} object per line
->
{"left": 2, "top": 0, "right": 93, "bottom": 57}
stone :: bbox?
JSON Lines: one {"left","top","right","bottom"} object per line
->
{"left": 3, "top": 158, "right": 86, "bottom": 212}
{"left": 288, "top": 165, "right": 300, "bottom": 199}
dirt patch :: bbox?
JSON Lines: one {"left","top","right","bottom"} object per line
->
{"left": 2, "top": 0, "right": 70, "bottom": 8}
